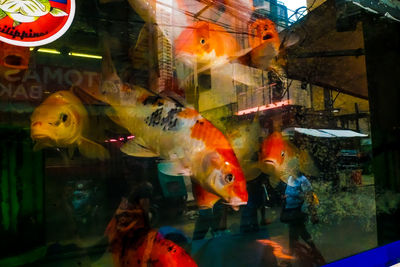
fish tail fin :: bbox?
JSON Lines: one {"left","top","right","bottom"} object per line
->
{"left": 78, "top": 137, "right": 110, "bottom": 160}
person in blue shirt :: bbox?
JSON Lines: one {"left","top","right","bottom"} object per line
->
{"left": 279, "top": 169, "right": 325, "bottom": 265}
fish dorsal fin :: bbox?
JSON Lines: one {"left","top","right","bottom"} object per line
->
{"left": 121, "top": 139, "right": 159, "bottom": 157}
{"left": 158, "top": 160, "right": 192, "bottom": 176}
{"left": 78, "top": 137, "right": 110, "bottom": 160}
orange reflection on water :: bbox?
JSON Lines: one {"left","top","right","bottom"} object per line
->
{"left": 257, "top": 239, "right": 295, "bottom": 260}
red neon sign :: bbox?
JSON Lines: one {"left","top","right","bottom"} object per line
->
{"left": 0, "top": 0, "right": 75, "bottom": 47}
{"left": 237, "top": 100, "right": 291, "bottom": 115}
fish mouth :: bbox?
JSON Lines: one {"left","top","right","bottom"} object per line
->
{"left": 263, "top": 159, "right": 276, "bottom": 166}
{"left": 263, "top": 33, "right": 274, "bottom": 40}
{"left": 224, "top": 197, "right": 247, "bottom": 211}
{"left": 31, "top": 134, "right": 50, "bottom": 140}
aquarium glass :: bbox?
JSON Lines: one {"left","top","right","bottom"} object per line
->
{"left": 1, "top": 0, "right": 400, "bottom": 266}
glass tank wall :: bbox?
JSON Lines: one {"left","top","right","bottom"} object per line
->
{"left": 1, "top": 0, "right": 400, "bottom": 266}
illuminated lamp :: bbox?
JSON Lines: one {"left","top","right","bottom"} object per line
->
{"left": 68, "top": 52, "right": 102, "bottom": 59}
{"left": 0, "top": 41, "right": 30, "bottom": 69}
{"left": 237, "top": 100, "right": 292, "bottom": 115}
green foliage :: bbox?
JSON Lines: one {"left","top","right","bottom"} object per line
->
{"left": 308, "top": 180, "right": 400, "bottom": 240}
{"left": 308, "top": 181, "right": 376, "bottom": 239}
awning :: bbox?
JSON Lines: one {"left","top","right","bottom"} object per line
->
{"left": 283, "top": 127, "right": 368, "bottom": 138}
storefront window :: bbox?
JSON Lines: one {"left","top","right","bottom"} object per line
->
{"left": 1, "top": 0, "right": 400, "bottom": 266}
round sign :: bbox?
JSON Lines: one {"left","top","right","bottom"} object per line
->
{"left": 0, "top": 0, "right": 75, "bottom": 47}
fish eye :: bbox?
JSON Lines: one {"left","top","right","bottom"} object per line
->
{"left": 61, "top": 113, "right": 68, "bottom": 122}
{"left": 200, "top": 38, "right": 205, "bottom": 45}
{"left": 225, "top": 174, "right": 234, "bottom": 183}
{"left": 281, "top": 151, "right": 285, "bottom": 157}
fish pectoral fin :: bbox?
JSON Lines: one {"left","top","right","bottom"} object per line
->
{"left": 78, "top": 137, "right": 110, "bottom": 160}
{"left": 120, "top": 140, "right": 159, "bottom": 157}
{"left": 158, "top": 160, "right": 192, "bottom": 176}
{"left": 49, "top": 8, "right": 68, "bottom": 17}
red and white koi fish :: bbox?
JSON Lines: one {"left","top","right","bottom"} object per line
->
{"left": 97, "top": 82, "right": 248, "bottom": 208}
{"left": 30, "top": 89, "right": 110, "bottom": 160}
{"left": 84, "top": 43, "right": 248, "bottom": 208}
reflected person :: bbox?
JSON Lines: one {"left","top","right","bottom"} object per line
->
{"left": 240, "top": 172, "right": 270, "bottom": 233}
{"left": 279, "top": 170, "right": 325, "bottom": 264}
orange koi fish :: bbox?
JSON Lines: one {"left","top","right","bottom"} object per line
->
{"left": 240, "top": 18, "right": 299, "bottom": 70}
{"left": 248, "top": 18, "right": 281, "bottom": 70}
{"left": 30, "top": 89, "right": 110, "bottom": 160}
{"left": 259, "top": 131, "right": 318, "bottom": 186}
{"left": 106, "top": 198, "right": 197, "bottom": 267}
{"left": 174, "top": 21, "right": 243, "bottom": 67}
{"left": 192, "top": 116, "right": 262, "bottom": 209}
{"left": 248, "top": 19, "right": 280, "bottom": 50}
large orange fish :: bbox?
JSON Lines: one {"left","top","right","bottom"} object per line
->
{"left": 192, "top": 116, "right": 262, "bottom": 209}
{"left": 30, "top": 89, "right": 110, "bottom": 160}
{"left": 174, "top": 20, "right": 243, "bottom": 68}
{"left": 85, "top": 47, "right": 248, "bottom": 209}
{"left": 247, "top": 18, "right": 281, "bottom": 70}
{"left": 106, "top": 198, "right": 197, "bottom": 267}
{"left": 259, "top": 131, "right": 318, "bottom": 186}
